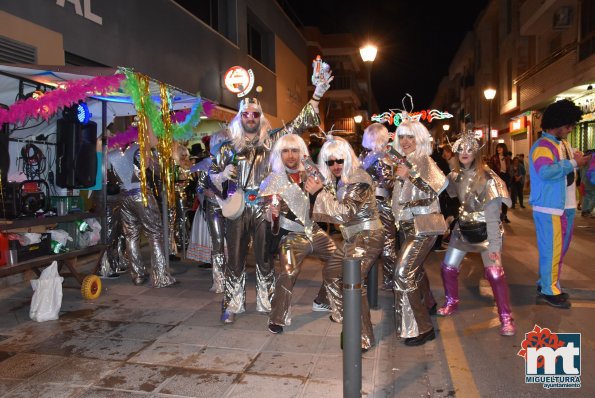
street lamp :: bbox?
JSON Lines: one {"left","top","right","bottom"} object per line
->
{"left": 442, "top": 124, "right": 450, "bottom": 146}
{"left": 353, "top": 115, "right": 363, "bottom": 124}
{"left": 484, "top": 88, "right": 496, "bottom": 154}
{"left": 359, "top": 44, "right": 378, "bottom": 120}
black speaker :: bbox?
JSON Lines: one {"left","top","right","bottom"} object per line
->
{"left": 56, "top": 118, "right": 97, "bottom": 188}
{"left": 0, "top": 104, "right": 9, "bottom": 185}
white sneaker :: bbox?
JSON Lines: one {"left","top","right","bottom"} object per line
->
{"left": 312, "top": 300, "right": 331, "bottom": 312}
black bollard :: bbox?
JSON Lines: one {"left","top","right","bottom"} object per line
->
{"left": 343, "top": 257, "right": 362, "bottom": 398}
{"left": 367, "top": 262, "right": 378, "bottom": 309}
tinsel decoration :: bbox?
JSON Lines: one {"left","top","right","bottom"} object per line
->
{"left": 158, "top": 82, "right": 177, "bottom": 251}
{"left": 0, "top": 74, "right": 124, "bottom": 125}
{"left": 136, "top": 74, "right": 152, "bottom": 207}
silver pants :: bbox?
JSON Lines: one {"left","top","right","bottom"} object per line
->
{"left": 443, "top": 247, "right": 503, "bottom": 269}
{"left": 269, "top": 225, "right": 336, "bottom": 326}
{"left": 205, "top": 199, "right": 225, "bottom": 293}
{"left": 99, "top": 196, "right": 128, "bottom": 277}
{"left": 378, "top": 199, "right": 398, "bottom": 286}
{"left": 324, "top": 229, "right": 384, "bottom": 350}
{"left": 120, "top": 191, "right": 176, "bottom": 288}
{"left": 223, "top": 203, "right": 274, "bottom": 313}
{"left": 393, "top": 220, "right": 436, "bottom": 338}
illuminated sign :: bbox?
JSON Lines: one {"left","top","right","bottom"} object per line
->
{"left": 474, "top": 129, "right": 483, "bottom": 139}
{"left": 371, "top": 109, "right": 453, "bottom": 126}
{"left": 491, "top": 129, "right": 498, "bottom": 138}
{"left": 224, "top": 66, "right": 255, "bottom": 98}
{"left": 509, "top": 116, "right": 527, "bottom": 136}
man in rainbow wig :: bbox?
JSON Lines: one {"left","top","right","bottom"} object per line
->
{"left": 210, "top": 63, "right": 333, "bottom": 324}
{"left": 529, "top": 99, "right": 591, "bottom": 309}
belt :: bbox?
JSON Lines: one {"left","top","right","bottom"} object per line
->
{"left": 375, "top": 187, "right": 390, "bottom": 198}
{"left": 340, "top": 219, "right": 383, "bottom": 241}
{"left": 279, "top": 216, "right": 305, "bottom": 233}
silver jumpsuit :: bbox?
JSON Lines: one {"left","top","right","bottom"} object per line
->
{"left": 210, "top": 104, "right": 320, "bottom": 315}
{"left": 108, "top": 143, "right": 177, "bottom": 288}
{"left": 313, "top": 168, "right": 384, "bottom": 350}
{"left": 361, "top": 150, "right": 398, "bottom": 289}
{"left": 391, "top": 153, "right": 446, "bottom": 338}
{"left": 260, "top": 171, "right": 335, "bottom": 326}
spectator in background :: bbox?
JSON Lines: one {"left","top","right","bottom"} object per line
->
{"left": 490, "top": 143, "right": 512, "bottom": 223}
{"left": 580, "top": 156, "right": 595, "bottom": 217}
{"left": 529, "top": 99, "right": 591, "bottom": 309}
{"left": 510, "top": 156, "right": 526, "bottom": 209}
{"left": 519, "top": 153, "right": 529, "bottom": 192}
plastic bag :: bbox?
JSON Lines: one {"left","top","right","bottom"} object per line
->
{"left": 29, "top": 261, "right": 64, "bottom": 322}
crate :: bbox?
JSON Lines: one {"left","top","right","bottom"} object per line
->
{"left": 12, "top": 233, "right": 51, "bottom": 262}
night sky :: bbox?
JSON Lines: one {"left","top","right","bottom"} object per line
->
{"left": 284, "top": 0, "right": 489, "bottom": 112}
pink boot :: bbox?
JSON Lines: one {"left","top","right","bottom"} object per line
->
{"left": 437, "top": 263, "right": 459, "bottom": 316}
{"left": 485, "top": 266, "right": 516, "bottom": 336}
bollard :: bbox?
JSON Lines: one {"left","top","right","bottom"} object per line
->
{"left": 343, "top": 257, "right": 362, "bottom": 398}
{"left": 367, "top": 262, "right": 378, "bottom": 309}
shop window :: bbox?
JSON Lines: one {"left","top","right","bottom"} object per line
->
{"left": 247, "top": 10, "right": 275, "bottom": 71}
{"left": 579, "top": 0, "right": 595, "bottom": 61}
{"left": 173, "top": 0, "right": 237, "bottom": 44}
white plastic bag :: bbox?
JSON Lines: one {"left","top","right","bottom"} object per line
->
{"left": 29, "top": 261, "right": 64, "bottom": 322}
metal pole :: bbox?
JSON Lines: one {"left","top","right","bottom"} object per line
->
{"left": 366, "top": 261, "right": 378, "bottom": 309}
{"left": 343, "top": 257, "right": 362, "bottom": 398}
{"left": 488, "top": 100, "right": 492, "bottom": 155}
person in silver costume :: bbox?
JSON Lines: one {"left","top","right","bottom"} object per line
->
{"left": 211, "top": 70, "right": 332, "bottom": 324}
{"left": 191, "top": 131, "right": 229, "bottom": 293}
{"left": 437, "top": 130, "right": 516, "bottom": 336}
{"left": 391, "top": 119, "right": 447, "bottom": 346}
{"left": 360, "top": 123, "right": 399, "bottom": 292}
{"left": 98, "top": 180, "right": 128, "bottom": 278}
{"left": 306, "top": 136, "right": 384, "bottom": 351}
{"left": 107, "top": 142, "right": 177, "bottom": 288}
{"left": 260, "top": 135, "right": 336, "bottom": 334}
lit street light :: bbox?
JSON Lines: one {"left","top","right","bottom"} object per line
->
{"left": 353, "top": 114, "right": 363, "bottom": 124}
{"left": 359, "top": 44, "right": 377, "bottom": 120}
{"left": 484, "top": 88, "right": 496, "bottom": 154}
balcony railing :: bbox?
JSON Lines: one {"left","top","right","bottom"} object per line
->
{"left": 514, "top": 42, "right": 577, "bottom": 84}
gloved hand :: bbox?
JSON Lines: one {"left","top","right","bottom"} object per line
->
{"left": 222, "top": 164, "right": 237, "bottom": 181}
{"left": 311, "top": 59, "right": 333, "bottom": 101}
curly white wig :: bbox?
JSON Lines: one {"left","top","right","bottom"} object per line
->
{"left": 318, "top": 136, "right": 360, "bottom": 184}
{"left": 270, "top": 134, "right": 309, "bottom": 173}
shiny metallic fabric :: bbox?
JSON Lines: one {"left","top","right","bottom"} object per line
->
{"left": 223, "top": 202, "right": 274, "bottom": 314}
{"left": 99, "top": 196, "right": 128, "bottom": 277}
{"left": 269, "top": 224, "right": 336, "bottom": 326}
{"left": 205, "top": 198, "right": 225, "bottom": 293}
{"left": 393, "top": 220, "right": 436, "bottom": 338}
{"left": 120, "top": 191, "right": 177, "bottom": 288}
{"left": 378, "top": 200, "right": 398, "bottom": 286}
{"left": 392, "top": 154, "right": 447, "bottom": 221}
{"left": 211, "top": 103, "right": 320, "bottom": 316}
{"left": 324, "top": 229, "right": 384, "bottom": 350}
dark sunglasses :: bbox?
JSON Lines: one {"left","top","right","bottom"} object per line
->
{"left": 325, "top": 159, "right": 344, "bottom": 166}
{"left": 241, "top": 111, "right": 261, "bottom": 119}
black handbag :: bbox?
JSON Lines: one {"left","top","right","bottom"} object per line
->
{"left": 459, "top": 222, "right": 487, "bottom": 243}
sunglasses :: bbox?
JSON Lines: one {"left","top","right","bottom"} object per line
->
{"left": 241, "top": 111, "right": 261, "bottom": 119}
{"left": 325, "top": 159, "right": 344, "bottom": 166}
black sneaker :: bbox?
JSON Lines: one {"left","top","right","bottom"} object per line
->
{"left": 268, "top": 323, "right": 283, "bottom": 334}
{"left": 537, "top": 286, "right": 569, "bottom": 300}
{"left": 404, "top": 329, "right": 436, "bottom": 346}
{"left": 536, "top": 294, "right": 571, "bottom": 309}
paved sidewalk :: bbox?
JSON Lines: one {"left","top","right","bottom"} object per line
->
{"left": 0, "top": 252, "right": 453, "bottom": 397}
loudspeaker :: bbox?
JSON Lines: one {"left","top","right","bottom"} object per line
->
{"left": 56, "top": 118, "right": 97, "bottom": 188}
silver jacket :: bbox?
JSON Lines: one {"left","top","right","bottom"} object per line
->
{"left": 391, "top": 153, "right": 448, "bottom": 221}
{"left": 360, "top": 149, "right": 396, "bottom": 200}
{"left": 210, "top": 103, "right": 320, "bottom": 195}
{"left": 313, "top": 168, "right": 382, "bottom": 240}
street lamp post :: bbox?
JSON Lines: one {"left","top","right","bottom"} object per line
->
{"left": 359, "top": 44, "right": 377, "bottom": 120}
{"left": 442, "top": 123, "right": 450, "bottom": 146}
{"left": 483, "top": 88, "right": 496, "bottom": 154}
{"left": 359, "top": 43, "right": 378, "bottom": 309}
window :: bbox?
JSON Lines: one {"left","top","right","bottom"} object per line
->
{"left": 246, "top": 10, "right": 275, "bottom": 71}
{"left": 579, "top": 0, "right": 595, "bottom": 60}
{"left": 173, "top": 0, "right": 237, "bottom": 43}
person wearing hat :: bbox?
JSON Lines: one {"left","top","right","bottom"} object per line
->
{"left": 530, "top": 99, "right": 591, "bottom": 309}
{"left": 210, "top": 62, "right": 333, "bottom": 324}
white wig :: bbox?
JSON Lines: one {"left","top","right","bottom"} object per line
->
{"left": 362, "top": 123, "right": 389, "bottom": 151}
{"left": 318, "top": 136, "right": 360, "bottom": 184}
{"left": 228, "top": 98, "right": 272, "bottom": 151}
{"left": 270, "top": 134, "right": 310, "bottom": 173}
{"left": 393, "top": 120, "right": 433, "bottom": 157}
